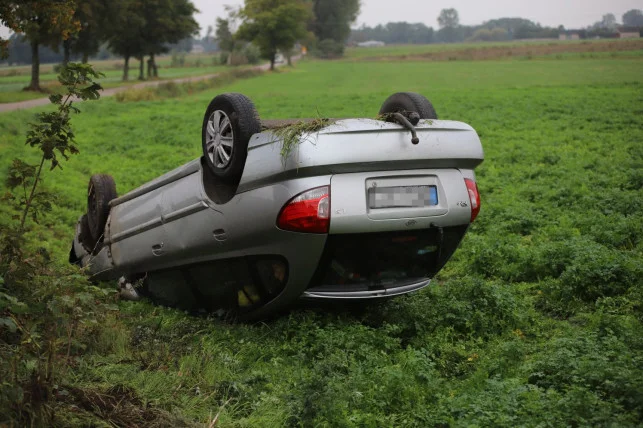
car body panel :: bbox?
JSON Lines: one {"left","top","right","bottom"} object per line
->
{"left": 240, "top": 119, "right": 483, "bottom": 192}
{"left": 329, "top": 169, "right": 471, "bottom": 234}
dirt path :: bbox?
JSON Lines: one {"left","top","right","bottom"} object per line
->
{"left": 0, "top": 62, "right": 275, "bottom": 113}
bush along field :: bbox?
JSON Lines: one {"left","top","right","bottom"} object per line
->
{"left": 0, "top": 49, "right": 642, "bottom": 425}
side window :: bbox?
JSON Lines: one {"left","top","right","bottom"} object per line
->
{"left": 186, "top": 256, "right": 289, "bottom": 312}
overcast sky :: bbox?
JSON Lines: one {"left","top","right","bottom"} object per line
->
{"left": 1, "top": 0, "right": 641, "bottom": 39}
{"left": 194, "top": 0, "right": 642, "bottom": 35}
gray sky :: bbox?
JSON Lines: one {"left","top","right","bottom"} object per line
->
{"left": 1, "top": 0, "right": 641, "bottom": 39}
{"left": 195, "top": 0, "right": 642, "bottom": 35}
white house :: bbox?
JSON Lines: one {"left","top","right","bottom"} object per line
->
{"left": 357, "top": 40, "right": 385, "bottom": 47}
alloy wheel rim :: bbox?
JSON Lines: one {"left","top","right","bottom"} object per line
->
{"left": 206, "top": 110, "right": 234, "bottom": 169}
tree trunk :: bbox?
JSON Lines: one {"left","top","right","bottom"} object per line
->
{"left": 270, "top": 53, "right": 275, "bottom": 71}
{"left": 63, "top": 40, "right": 71, "bottom": 67}
{"left": 147, "top": 56, "right": 152, "bottom": 78}
{"left": 82, "top": 52, "right": 89, "bottom": 64}
{"left": 27, "top": 40, "right": 41, "bottom": 91}
{"left": 138, "top": 56, "right": 144, "bottom": 80}
{"left": 287, "top": 54, "right": 292, "bottom": 66}
{"left": 123, "top": 55, "right": 130, "bottom": 81}
{"left": 151, "top": 53, "right": 158, "bottom": 77}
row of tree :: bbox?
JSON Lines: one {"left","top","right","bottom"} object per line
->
{"left": 0, "top": 0, "right": 199, "bottom": 90}
{"left": 590, "top": 10, "right": 643, "bottom": 30}
{"left": 215, "top": 0, "right": 360, "bottom": 69}
{"left": 1, "top": 0, "right": 362, "bottom": 86}
{"left": 350, "top": 9, "right": 643, "bottom": 45}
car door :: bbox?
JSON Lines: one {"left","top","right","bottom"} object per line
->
{"left": 158, "top": 169, "right": 228, "bottom": 268}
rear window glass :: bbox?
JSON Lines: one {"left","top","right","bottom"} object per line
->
{"left": 309, "top": 229, "right": 442, "bottom": 292}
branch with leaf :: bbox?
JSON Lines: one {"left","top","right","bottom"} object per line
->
{"left": 1, "top": 63, "right": 103, "bottom": 273}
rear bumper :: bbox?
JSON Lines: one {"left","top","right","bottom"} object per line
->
{"left": 302, "top": 278, "right": 431, "bottom": 299}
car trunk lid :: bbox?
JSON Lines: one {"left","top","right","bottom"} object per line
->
{"left": 240, "top": 118, "right": 483, "bottom": 193}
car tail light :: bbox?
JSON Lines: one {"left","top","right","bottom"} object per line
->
{"left": 277, "top": 186, "right": 330, "bottom": 233}
{"left": 464, "top": 178, "right": 480, "bottom": 222}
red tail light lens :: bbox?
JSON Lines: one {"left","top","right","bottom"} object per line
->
{"left": 277, "top": 186, "right": 330, "bottom": 233}
{"left": 464, "top": 178, "right": 480, "bottom": 222}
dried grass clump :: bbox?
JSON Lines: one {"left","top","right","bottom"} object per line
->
{"left": 273, "top": 118, "right": 333, "bottom": 160}
{"left": 58, "top": 384, "right": 194, "bottom": 427}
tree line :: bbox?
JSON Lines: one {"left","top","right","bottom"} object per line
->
{"left": 0, "top": 0, "right": 199, "bottom": 91}
{"left": 214, "top": 0, "right": 360, "bottom": 70}
{"left": 3, "top": 2, "right": 640, "bottom": 93}
{"left": 1, "top": 0, "right": 361, "bottom": 86}
{"left": 350, "top": 8, "right": 643, "bottom": 45}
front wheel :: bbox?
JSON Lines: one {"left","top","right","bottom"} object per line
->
{"left": 87, "top": 174, "right": 117, "bottom": 251}
{"left": 202, "top": 93, "right": 262, "bottom": 184}
{"left": 379, "top": 92, "right": 438, "bottom": 120}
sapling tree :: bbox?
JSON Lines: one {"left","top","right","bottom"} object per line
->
{"left": 0, "top": 64, "right": 121, "bottom": 425}
{"left": 1, "top": 63, "right": 103, "bottom": 270}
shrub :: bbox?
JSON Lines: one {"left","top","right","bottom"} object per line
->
{"left": 243, "top": 44, "right": 262, "bottom": 65}
{"left": 317, "top": 39, "right": 344, "bottom": 59}
{"left": 170, "top": 50, "right": 185, "bottom": 67}
{"left": 114, "top": 68, "right": 265, "bottom": 102}
{"left": 229, "top": 52, "right": 249, "bottom": 66}
{"left": 0, "top": 63, "right": 128, "bottom": 425}
{"left": 218, "top": 51, "right": 229, "bottom": 65}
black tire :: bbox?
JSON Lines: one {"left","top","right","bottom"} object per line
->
{"left": 378, "top": 92, "right": 438, "bottom": 119}
{"left": 202, "top": 93, "right": 261, "bottom": 184}
{"left": 87, "top": 174, "right": 117, "bottom": 245}
{"left": 78, "top": 214, "right": 97, "bottom": 253}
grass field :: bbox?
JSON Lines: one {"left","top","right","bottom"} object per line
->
{"left": 345, "top": 38, "right": 643, "bottom": 60}
{"left": 0, "top": 53, "right": 228, "bottom": 103}
{"left": 1, "top": 45, "right": 642, "bottom": 425}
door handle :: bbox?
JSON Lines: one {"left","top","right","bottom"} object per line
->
{"left": 152, "top": 243, "right": 165, "bottom": 256}
{"left": 213, "top": 229, "right": 227, "bottom": 242}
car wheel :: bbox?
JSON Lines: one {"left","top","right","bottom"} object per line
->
{"left": 379, "top": 92, "right": 438, "bottom": 119}
{"left": 78, "top": 214, "right": 97, "bottom": 252}
{"left": 87, "top": 174, "right": 117, "bottom": 248}
{"left": 202, "top": 93, "right": 261, "bottom": 184}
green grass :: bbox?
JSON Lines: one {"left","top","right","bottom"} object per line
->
{"left": 1, "top": 53, "right": 642, "bottom": 425}
{"left": 0, "top": 53, "right": 229, "bottom": 103}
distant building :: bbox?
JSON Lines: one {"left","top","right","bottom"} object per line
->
{"left": 617, "top": 27, "right": 641, "bottom": 38}
{"left": 559, "top": 32, "right": 580, "bottom": 40}
{"left": 191, "top": 44, "right": 205, "bottom": 54}
{"left": 357, "top": 40, "right": 385, "bottom": 47}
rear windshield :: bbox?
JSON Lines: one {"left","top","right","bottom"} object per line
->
{"left": 309, "top": 229, "right": 443, "bottom": 292}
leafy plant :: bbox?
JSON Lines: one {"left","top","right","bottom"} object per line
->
{"left": 6, "top": 63, "right": 102, "bottom": 234}
{"left": 0, "top": 63, "right": 115, "bottom": 426}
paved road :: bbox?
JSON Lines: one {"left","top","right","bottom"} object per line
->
{"left": 0, "top": 61, "right": 276, "bottom": 113}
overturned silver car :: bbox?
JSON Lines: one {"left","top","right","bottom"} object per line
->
{"left": 70, "top": 92, "right": 484, "bottom": 320}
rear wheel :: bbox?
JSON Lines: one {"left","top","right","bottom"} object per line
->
{"left": 379, "top": 92, "right": 438, "bottom": 120}
{"left": 202, "top": 93, "right": 261, "bottom": 184}
{"left": 87, "top": 174, "right": 117, "bottom": 249}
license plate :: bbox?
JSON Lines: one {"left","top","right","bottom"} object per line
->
{"left": 368, "top": 185, "right": 438, "bottom": 209}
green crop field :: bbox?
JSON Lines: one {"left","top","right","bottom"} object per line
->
{"left": 344, "top": 38, "right": 643, "bottom": 60}
{"left": 1, "top": 49, "right": 642, "bottom": 425}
